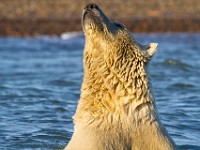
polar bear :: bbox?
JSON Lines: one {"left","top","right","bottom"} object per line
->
{"left": 65, "top": 3, "right": 176, "bottom": 150}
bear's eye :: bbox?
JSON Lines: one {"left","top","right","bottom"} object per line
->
{"left": 113, "top": 21, "right": 124, "bottom": 29}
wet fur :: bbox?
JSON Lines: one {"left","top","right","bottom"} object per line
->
{"left": 65, "top": 4, "right": 176, "bottom": 150}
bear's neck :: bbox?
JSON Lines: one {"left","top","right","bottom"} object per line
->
{"left": 74, "top": 45, "right": 156, "bottom": 126}
{"left": 75, "top": 63, "right": 155, "bottom": 126}
{"left": 80, "top": 51, "right": 155, "bottom": 113}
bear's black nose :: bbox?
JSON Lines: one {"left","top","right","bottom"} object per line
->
{"left": 85, "top": 3, "right": 98, "bottom": 10}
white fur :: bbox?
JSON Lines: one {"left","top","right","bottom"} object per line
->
{"left": 65, "top": 4, "right": 176, "bottom": 150}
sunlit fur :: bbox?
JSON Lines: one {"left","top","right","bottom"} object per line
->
{"left": 65, "top": 4, "right": 176, "bottom": 150}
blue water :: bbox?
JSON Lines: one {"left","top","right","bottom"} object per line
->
{"left": 0, "top": 33, "right": 200, "bottom": 150}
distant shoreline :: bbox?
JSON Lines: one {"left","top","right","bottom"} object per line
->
{"left": 1, "top": 0, "right": 199, "bottom": 36}
{"left": 0, "top": 16, "right": 200, "bottom": 37}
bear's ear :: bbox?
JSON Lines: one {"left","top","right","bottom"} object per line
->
{"left": 143, "top": 43, "right": 158, "bottom": 60}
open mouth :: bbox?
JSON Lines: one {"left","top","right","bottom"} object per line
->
{"left": 82, "top": 9, "right": 104, "bottom": 31}
{"left": 82, "top": 9, "right": 93, "bottom": 21}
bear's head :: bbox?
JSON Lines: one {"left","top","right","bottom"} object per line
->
{"left": 82, "top": 3, "right": 158, "bottom": 97}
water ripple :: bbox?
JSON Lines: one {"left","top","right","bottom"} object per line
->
{"left": 163, "top": 58, "right": 192, "bottom": 71}
{"left": 0, "top": 33, "right": 200, "bottom": 149}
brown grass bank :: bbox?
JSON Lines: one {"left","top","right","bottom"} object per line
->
{"left": 0, "top": 0, "right": 200, "bottom": 36}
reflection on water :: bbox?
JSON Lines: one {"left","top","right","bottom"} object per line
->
{"left": 0, "top": 33, "right": 200, "bottom": 150}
